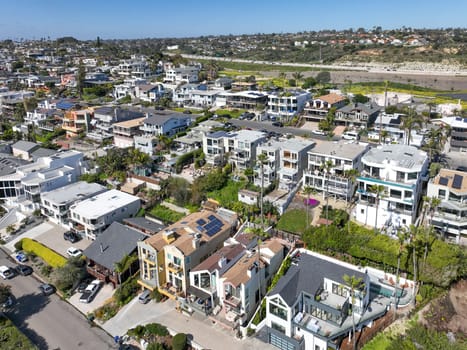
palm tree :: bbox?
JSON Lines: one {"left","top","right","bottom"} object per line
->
{"left": 380, "top": 80, "right": 389, "bottom": 144}
{"left": 368, "top": 184, "right": 385, "bottom": 233}
{"left": 320, "top": 160, "right": 334, "bottom": 225}
{"left": 292, "top": 72, "right": 304, "bottom": 87}
{"left": 421, "top": 196, "right": 441, "bottom": 228}
{"left": 114, "top": 254, "right": 132, "bottom": 285}
{"left": 401, "top": 108, "right": 423, "bottom": 145}
{"left": 278, "top": 72, "right": 287, "bottom": 88}
{"left": 393, "top": 230, "right": 408, "bottom": 321}
{"left": 344, "top": 169, "right": 359, "bottom": 233}
{"left": 342, "top": 274, "right": 364, "bottom": 350}
{"left": 303, "top": 186, "right": 316, "bottom": 229}
{"left": 257, "top": 153, "right": 268, "bottom": 227}
{"left": 405, "top": 225, "right": 422, "bottom": 305}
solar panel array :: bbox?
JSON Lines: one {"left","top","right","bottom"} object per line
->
{"left": 195, "top": 215, "right": 224, "bottom": 237}
{"left": 439, "top": 177, "right": 449, "bottom": 186}
{"left": 452, "top": 174, "right": 463, "bottom": 189}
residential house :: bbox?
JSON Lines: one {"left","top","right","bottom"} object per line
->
{"left": 62, "top": 109, "right": 93, "bottom": 138}
{"left": 202, "top": 131, "right": 229, "bottom": 166}
{"left": 224, "top": 90, "right": 268, "bottom": 110}
{"left": 238, "top": 189, "right": 259, "bottom": 206}
{"left": 135, "top": 83, "right": 165, "bottom": 103}
{"left": 115, "top": 59, "right": 152, "bottom": 79}
{"left": 0, "top": 150, "right": 84, "bottom": 210}
{"left": 427, "top": 169, "right": 467, "bottom": 244}
{"left": 112, "top": 117, "right": 146, "bottom": 148}
{"left": 303, "top": 140, "right": 369, "bottom": 201}
{"left": 11, "top": 141, "right": 40, "bottom": 160}
{"left": 172, "top": 83, "right": 207, "bottom": 106}
{"left": 40, "top": 181, "right": 107, "bottom": 228}
{"left": 355, "top": 144, "right": 429, "bottom": 231}
{"left": 267, "top": 90, "right": 311, "bottom": 122}
{"left": 189, "top": 90, "right": 220, "bottom": 108}
{"left": 83, "top": 222, "right": 146, "bottom": 287}
{"left": 123, "top": 217, "right": 166, "bottom": 236}
{"left": 137, "top": 208, "right": 237, "bottom": 299}
{"left": 433, "top": 116, "right": 467, "bottom": 152}
{"left": 213, "top": 77, "right": 233, "bottom": 90}
{"left": 113, "top": 78, "right": 147, "bottom": 100}
{"left": 87, "top": 107, "right": 144, "bottom": 142}
{"left": 264, "top": 249, "right": 379, "bottom": 350}
{"left": 231, "top": 81, "right": 258, "bottom": 91}
{"left": 69, "top": 189, "right": 140, "bottom": 240}
{"left": 335, "top": 102, "right": 381, "bottom": 128}
{"left": 24, "top": 108, "right": 56, "bottom": 126}
{"left": 164, "top": 66, "right": 200, "bottom": 84}
{"left": 254, "top": 140, "right": 282, "bottom": 188}
{"left": 174, "top": 120, "right": 224, "bottom": 153}
{"left": 304, "top": 93, "right": 347, "bottom": 121}
{"left": 140, "top": 112, "right": 193, "bottom": 137}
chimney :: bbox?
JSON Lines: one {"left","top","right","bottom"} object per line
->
{"left": 100, "top": 243, "right": 104, "bottom": 253}
{"left": 192, "top": 236, "right": 200, "bottom": 249}
{"left": 218, "top": 255, "right": 227, "bottom": 269}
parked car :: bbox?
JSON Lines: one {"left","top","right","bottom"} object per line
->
{"left": 67, "top": 247, "right": 83, "bottom": 258}
{"left": 64, "top": 231, "right": 80, "bottom": 243}
{"left": 79, "top": 280, "right": 101, "bottom": 303}
{"left": 77, "top": 278, "right": 92, "bottom": 293}
{"left": 15, "top": 252, "right": 28, "bottom": 263}
{"left": 39, "top": 283, "right": 55, "bottom": 296}
{"left": 16, "top": 265, "right": 33, "bottom": 276}
{"left": 311, "top": 129, "right": 326, "bottom": 136}
{"left": 0, "top": 266, "right": 14, "bottom": 280}
{"left": 342, "top": 131, "right": 359, "bottom": 140}
{"left": 138, "top": 290, "right": 151, "bottom": 304}
{"left": 272, "top": 121, "right": 283, "bottom": 127}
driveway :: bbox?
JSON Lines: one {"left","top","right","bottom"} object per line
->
{"left": 4, "top": 221, "right": 57, "bottom": 252}
{"left": 103, "top": 297, "right": 275, "bottom": 350}
{"left": 35, "top": 224, "right": 92, "bottom": 258}
{"left": 69, "top": 283, "right": 115, "bottom": 315}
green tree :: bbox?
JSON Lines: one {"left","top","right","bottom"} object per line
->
{"left": 278, "top": 72, "right": 287, "bottom": 87}
{"left": 368, "top": 184, "right": 385, "bottom": 233}
{"left": 342, "top": 274, "right": 364, "bottom": 350}
{"left": 257, "top": 153, "right": 268, "bottom": 227}
{"left": 76, "top": 59, "right": 86, "bottom": 98}
{"left": 394, "top": 229, "right": 409, "bottom": 321}
{"left": 172, "top": 333, "right": 188, "bottom": 350}
{"left": 320, "top": 160, "right": 334, "bottom": 226}
{"left": 302, "top": 186, "right": 316, "bottom": 229}
{"left": 0, "top": 284, "right": 11, "bottom": 305}
{"left": 292, "top": 72, "right": 304, "bottom": 87}
{"left": 353, "top": 94, "right": 369, "bottom": 104}
{"left": 402, "top": 108, "right": 424, "bottom": 145}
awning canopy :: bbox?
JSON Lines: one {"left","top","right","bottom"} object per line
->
{"left": 187, "top": 286, "right": 211, "bottom": 300}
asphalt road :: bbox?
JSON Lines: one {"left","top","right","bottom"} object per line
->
{"left": 0, "top": 249, "right": 116, "bottom": 350}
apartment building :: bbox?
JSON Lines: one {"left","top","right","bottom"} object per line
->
{"left": 137, "top": 208, "right": 237, "bottom": 299}
{"left": 69, "top": 189, "right": 140, "bottom": 240}
{"left": 267, "top": 90, "right": 311, "bottom": 121}
{"left": 355, "top": 144, "right": 429, "bottom": 231}
{"left": 254, "top": 140, "right": 281, "bottom": 188}
{"left": 62, "top": 109, "right": 93, "bottom": 138}
{"left": 434, "top": 116, "right": 467, "bottom": 152}
{"left": 427, "top": 169, "right": 467, "bottom": 244}
{"left": 303, "top": 140, "right": 369, "bottom": 200}
{"left": 40, "top": 181, "right": 107, "bottom": 228}
{"left": 203, "top": 130, "right": 266, "bottom": 168}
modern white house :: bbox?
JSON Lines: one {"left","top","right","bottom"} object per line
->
{"left": 263, "top": 249, "right": 398, "bottom": 350}
{"left": 433, "top": 116, "right": 467, "bottom": 152}
{"left": 355, "top": 144, "right": 429, "bottom": 231}
{"left": 40, "top": 181, "right": 108, "bottom": 228}
{"left": 172, "top": 83, "right": 207, "bottom": 106}
{"left": 427, "top": 168, "right": 467, "bottom": 244}
{"left": 69, "top": 189, "right": 140, "bottom": 240}
{"left": 164, "top": 66, "right": 200, "bottom": 84}
{"left": 0, "top": 150, "right": 84, "bottom": 210}
{"left": 267, "top": 90, "right": 311, "bottom": 121}
{"left": 254, "top": 140, "right": 282, "bottom": 188}
{"left": 140, "top": 113, "right": 193, "bottom": 137}
{"left": 303, "top": 140, "right": 369, "bottom": 201}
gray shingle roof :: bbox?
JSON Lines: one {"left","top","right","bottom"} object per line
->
{"left": 270, "top": 252, "right": 367, "bottom": 306}
{"left": 83, "top": 222, "right": 146, "bottom": 271}
{"left": 12, "top": 140, "right": 40, "bottom": 153}
{"left": 0, "top": 155, "right": 29, "bottom": 176}
{"left": 122, "top": 217, "right": 166, "bottom": 235}
{"left": 338, "top": 102, "right": 380, "bottom": 115}
{"left": 144, "top": 113, "right": 192, "bottom": 126}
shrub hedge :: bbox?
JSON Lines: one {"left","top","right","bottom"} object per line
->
{"left": 21, "top": 238, "right": 67, "bottom": 268}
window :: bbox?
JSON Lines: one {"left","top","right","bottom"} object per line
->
{"left": 361, "top": 209, "right": 365, "bottom": 214}
{"left": 408, "top": 172, "right": 418, "bottom": 180}
{"left": 315, "top": 346, "right": 321, "bottom": 350}
{"left": 271, "top": 321, "right": 285, "bottom": 333}
{"left": 269, "top": 302, "right": 288, "bottom": 320}
{"left": 438, "top": 189, "right": 446, "bottom": 198}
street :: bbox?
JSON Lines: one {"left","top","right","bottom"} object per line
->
{"left": 0, "top": 249, "right": 116, "bottom": 350}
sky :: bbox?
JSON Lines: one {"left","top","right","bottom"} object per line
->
{"left": 1, "top": 0, "right": 465, "bottom": 40}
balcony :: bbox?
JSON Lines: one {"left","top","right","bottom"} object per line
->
{"left": 143, "top": 254, "right": 157, "bottom": 265}
{"left": 167, "top": 263, "right": 183, "bottom": 273}
{"left": 158, "top": 283, "right": 184, "bottom": 300}
{"left": 224, "top": 294, "right": 241, "bottom": 308}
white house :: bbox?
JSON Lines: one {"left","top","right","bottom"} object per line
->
{"left": 303, "top": 140, "right": 369, "bottom": 200}
{"left": 140, "top": 113, "right": 193, "bottom": 137}
{"left": 40, "top": 181, "right": 107, "bottom": 228}
{"left": 355, "top": 144, "right": 429, "bottom": 232}
{"left": 69, "top": 189, "right": 140, "bottom": 240}
{"left": 164, "top": 66, "right": 199, "bottom": 84}
{"left": 267, "top": 90, "right": 311, "bottom": 121}
{"left": 427, "top": 169, "right": 467, "bottom": 244}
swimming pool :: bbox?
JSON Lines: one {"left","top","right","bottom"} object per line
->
{"left": 370, "top": 283, "right": 406, "bottom": 298}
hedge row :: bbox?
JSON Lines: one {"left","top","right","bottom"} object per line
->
{"left": 21, "top": 238, "right": 67, "bottom": 268}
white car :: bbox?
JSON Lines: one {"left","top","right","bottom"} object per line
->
{"left": 67, "top": 247, "right": 82, "bottom": 258}
{"left": 311, "top": 129, "right": 326, "bottom": 136}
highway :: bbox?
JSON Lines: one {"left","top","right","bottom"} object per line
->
{"left": 0, "top": 249, "right": 116, "bottom": 350}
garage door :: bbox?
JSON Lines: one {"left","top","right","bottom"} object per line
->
{"left": 269, "top": 332, "right": 296, "bottom": 350}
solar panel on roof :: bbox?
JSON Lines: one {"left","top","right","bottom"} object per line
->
{"left": 439, "top": 177, "right": 449, "bottom": 186}
{"left": 206, "top": 226, "right": 221, "bottom": 237}
{"left": 196, "top": 219, "right": 206, "bottom": 226}
{"left": 452, "top": 174, "right": 463, "bottom": 189}
{"left": 208, "top": 215, "right": 217, "bottom": 221}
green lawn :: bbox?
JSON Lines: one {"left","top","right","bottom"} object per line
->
{"left": 276, "top": 209, "right": 307, "bottom": 234}
{"left": 215, "top": 108, "right": 245, "bottom": 118}
{"left": 362, "top": 332, "right": 391, "bottom": 350}
{"left": 149, "top": 205, "right": 185, "bottom": 223}
{"left": 207, "top": 180, "right": 245, "bottom": 208}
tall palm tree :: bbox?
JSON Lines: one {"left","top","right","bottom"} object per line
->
{"left": 380, "top": 80, "right": 389, "bottom": 144}
{"left": 344, "top": 169, "right": 359, "bottom": 233}
{"left": 421, "top": 196, "right": 441, "bottom": 228}
{"left": 343, "top": 274, "right": 364, "bottom": 350}
{"left": 368, "top": 184, "right": 385, "bottom": 233}
{"left": 393, "top": 230, "right": 408, "bottom": 321}
{"left": 401, "top": 108, "right": 424, "bottom": 145}
{"left": 320, "top": 160, "right": 334, "bottom": 225}
{"left": 257, "top": 153, "right": 268, "bottom": 227}
{"left": 278, "top": 72, "right": 287, "bottom": 88}
{"left": 405, "top": 225, "right": 422, "bottom": 305}
{"left": 303, "top": 185, "right": 316, "bottom": 229}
